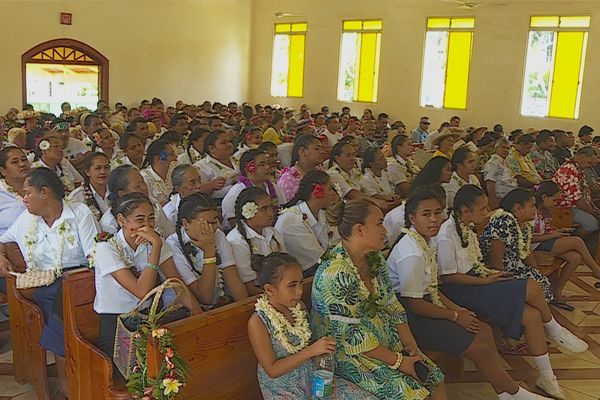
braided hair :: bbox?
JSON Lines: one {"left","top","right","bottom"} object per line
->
{"left": 187, "top": 126, "right": 210, "bottom": 162}
{"left": 283, "top": 170, "right": 330, "bottom": 208}
{"left": 254, "top": 252, "right": 301, "bottom": 288}
{"left": 452, "top": 184, "right": 486, "bottom": 248}
{"left": 290, "top": 134, "right": 319, "bottom": 166}
{"left": 81, "top": 152, "right": 110, "bottom": 215}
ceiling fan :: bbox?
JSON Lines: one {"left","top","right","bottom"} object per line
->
{"left": 440, "top": 0, "right": 507, "bottom": 9}
{"left": 274, "top": 12, "right": 305, "bottom": 18}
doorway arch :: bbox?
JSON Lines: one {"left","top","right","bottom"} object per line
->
{"left": 22, "top": 38, "right": 109, "bottom": 113}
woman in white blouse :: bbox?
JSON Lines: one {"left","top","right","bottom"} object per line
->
{"left": 30, "top": 133, "right": 82, "bottom": 193}
{"left": 140, "top": 139, "right": 178, "bottom": 206}
{"left": 362, "top": 147, "right": 401, "bottom": 207}
{"left": 162, "top": 164, "right": 210, "bottom": 226}
{"left": 194, "top": 130, "right": 238, "bottom": 200}
{"left": 68, "top": 152, "right": 111, "bottom": 221}
{"left": 0, "top": 168, "right": 98, "bottom": 397}
{"left": 101, "top": 165, "right": 175, "bottom": 237}
{"left": 113, "top": 133, "right": 144, "bottom": 169}
{"left": 226, "top": 186, "right": 286, "bottom": 295}
{"left": 275, "top": 170, "right": 340, "bottom": 275}
{"left": 387, "top": 186, "right": 546, "bottom": 400}
{"left": 386, "top": 134, "right": 420, "bottom": 196}
{"left": 0, "top": 147, "right": 29, "bottom": 236}
{"left": 166, "top": 193, "right": 248, "bottom": 309}
{"left": 92, "top": 193, "right": 201, "bottom": 363}
{"left": 92, "top": 127, "right": 124, "bottom": 167}
{"left": 444, "top": 147, "right": 481, "bottom": 209}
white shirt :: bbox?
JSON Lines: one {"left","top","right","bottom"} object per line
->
{"left": 387, "top": 229, "right": 434, "bottom": 298}
{"left": 434, "top": 217, "right": 475, "bottom": 275}
{"left": 383, "top": 202, "right": 406, "bottom": 247}
{"left": 362, "top": 169, "right": 393, "bottom": 195}
{"left": 194, "top": 155, "right": 239, "bottom": 199}
{"left": 327, "top": 165, "right": 376, "bottom": 197}
{"left": 67, "top": 184, "right": 111, "bottom": 215}
{"left": 111, "top": 155, "right": 136, "bottom": 170}
{"left": 166, "top": 229, "right": 236, "bottom": 304}
{"left": 323, "top": 130, "right": 343, "bottom": 147}
{"left": 386, "top": 155, "right": 410, "bottom": 185}
{"left": 32, "top": 159, "right": 83, "bottom": 191}
{"left": 140, "top": 166, "right": 173, "bottom": 206}
{"left": 443, "top": 172, "right": 480, "bottom": 209}
{"left": 64, "top": 138, "right": 89, "bottom": 160}
{"left": 177, "top": 147, "right": 203, "bottom": 166}
{"left": 483, "top": 155, "right": 518, "bottom": 199}
{"left": 92, "top": 229, "right": 173, "bottom": 314}
{"left": 0, "top": 200, "right": 98, "bottom": 270}
{"left": 99, "top": 205, "right": 175, "bottom": 238}
{"left": 274, "top": 202, "right": 335, "bottom": 271}
{"left": 0, "top": 183, "right": 26, "bottom": 236}
{"left": 221, "top": 181, "right": 286, "bottom": 223}
{"left": 162, "top": 193, "right": 181, "bottom": 226}
{"left": 226, "top": 222, "right": 286, "bottom": 283}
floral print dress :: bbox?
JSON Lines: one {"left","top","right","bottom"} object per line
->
{"left": 311, "top": 244, "right": 444, "bottom": 399}
{"left": 480, "top": 213, "right": 553, "bottom": 302}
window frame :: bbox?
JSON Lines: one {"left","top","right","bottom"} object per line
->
{"left": 270, "top": 22, "right": 308, "bottom": 98}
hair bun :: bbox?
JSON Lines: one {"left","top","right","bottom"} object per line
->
{"left": 325, "top": 201, "right": 345, "bottom": 227}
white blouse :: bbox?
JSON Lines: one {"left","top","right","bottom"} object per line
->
{"left": 383, "top": 202, "right": 406, "bottom": 247}
{"left": 67, "top": 184, "right": 111, "bottom": 215}
{"left": 0, "top": 200, "right": 98, "bottom": 270}
{"left": 433, "top": 217, "right": 476, "bottom": 275}
{"left": 0, "top": 182, "right": 26, "bottom": 236}
{"left": 386, "top": 155, "right": 410, "bottom": 185}
{"left": 162, "top": 193, "right": 181, "bottom": 227}
{"left": 221, "top": 181, "right": 286, "bottom": 223}
{"left": 362, "top": 169, "right": 394, "bottom": 196}
{"left": 226, "top": 222, "right": 286, "bottom": 284}
{"left": 141, "top": 166, "right": 173, "bottom": 206}
{"left": 194, "top": 155, "right": 239, "bottom": 199}
{"left": 64, "top": 138, "right": 89, "bottom": 160}
{"left": 99, "top": 205, "right": 175, "bottom": 238}
{"left": 166, "top": 229, "right": 236, "bottom": 305}
{"left": 93, "top": 229, "right": 173, "bottom": 314}
{"left": 443, "top": 172, "right": 480, "bottom": 209}
{"left": 327, "top": 164, "right": 376, "bottom": 198}
{"left": 274, "top": 201, "right": 336, "bottom": 271}
{"left": 32, "top": 159, "right": 83, "bottom": 191}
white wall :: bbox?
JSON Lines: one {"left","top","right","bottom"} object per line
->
{"left": 249, "top": 0, "right": 600, "bottom": 132}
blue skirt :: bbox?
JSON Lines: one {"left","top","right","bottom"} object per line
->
{"left": 34, "top": 280, "right": 66, "bottom": 356}
{"left": 441, "top": 277, "right": 527, "bottom": 340}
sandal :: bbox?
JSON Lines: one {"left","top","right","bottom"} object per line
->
{"left": 594, "top": 281, "right": 600, "bottom": 289}
{"left": 498, "top": 342, "right": 530, "bottom": 356}
{"left": 550, "top": 300, "right": 575, "bottom": 311}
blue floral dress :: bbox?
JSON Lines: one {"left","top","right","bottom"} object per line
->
{"left": 256, "top": 304, "right": 375, "bottom": 400}
{"left": 311, "top": 244, "right": 445, "bottom": 399}
{"left": 480, "top": 212, "right": 553, "bottom": 302}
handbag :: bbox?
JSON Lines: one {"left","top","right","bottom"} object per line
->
{"left": 9, "top": 270, "right": 56, "bottom": 289}
{"left": 113, "top": 277, "right": 194, "bottom": 379}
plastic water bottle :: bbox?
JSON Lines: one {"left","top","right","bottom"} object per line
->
{"left": 311, "top": 353, "right": 334, "bottom": 399}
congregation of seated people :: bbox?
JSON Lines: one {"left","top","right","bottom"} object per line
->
{"left": 1, "top": 99, "right": 600, "bottom": 400}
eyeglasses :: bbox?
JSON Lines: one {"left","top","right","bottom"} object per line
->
{"left": 422, "top": 122, "right": 430, "bottom": 125}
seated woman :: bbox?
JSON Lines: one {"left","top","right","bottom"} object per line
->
{"left": 140, "top": 139, "right": 178, "bottom": 206}
{"left": 484, "top": 138, "right": 518, "bottom": 210}
{"left": 0, "top": 168, "right": 98, "bottom": 397}
{"left": 387, "top": 186, "right": 552, "bottom": 400}
{"left": 275, "top": 170, "right": 340, "bottom": 276}
{"left": 0, "top": 147, "right": 29, "bottom": 236}
{"left": 248, "top": 252, "right": 377, "bottom": 400}
{"left": 166, "top": 193, "right": 248, "bottom": 309}
{"left": 113, "top": 133, "right": 144, "bottom": 169}
{"left": 386, "top": 134, "right": 420, "bottom": 196}
{"left": 177, "top": 126, "right": 209, "bottom": 165}
{"left": 222, "top": 149, "right": 286, "bottom": 228}
{"left": 233, "top": 125, "right": 263, "bottom": 163}
{"left": 68, "top": 152, "right": 111, "bottom": 222}
{"left": 437, "top": 184, "right": 587, "bottom": 399}
{"left": 31, "top": 133, "right": 82, "bottom": 193}
{"left": 259, "top": 141, "right": 282, "bottom": 180}
{"left": 92, "top": 127, "right": 123, "bottom": 167}
{"left": 262, "top": 113, "right": 286, "bottom": 145}
{"left": 92, "top": 193, "right": 201, "bottom": 362}
{"left": 101, "top": 165, "right": 175, "bottom": 237}
{"left": 195, "top": 130, "right": 239, "bottom": 200}
{"left": 362, "top": 147, "right": 401, "bottom": 206}
{"left": 444, "top": 146, "right": 481, "bottom": 209}
{"left": 431, "top": 129, "right": 460, "bottom": 160}
{"left": 311, "top": 198, "right": 446, "bottom": 399}
{"left": 277, "top": 134, "right": 323, "bottom": 202}
{"left": 163, "top": 164, "right": 214, "bottom": 225}
{"left": 226, "top": 187, "right": 286, "bottom": 295}
{"left": 533, "top": 181, "right": 600, "bottom": 290}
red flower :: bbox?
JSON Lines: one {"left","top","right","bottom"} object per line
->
{"left": 312, "top": 183, "right": 326, "bottom": 199}
{"left": 302, "top": 214, "right": 308, "bottom": 221}
{"left": 165, "top": 347, "right": 174, "bottom": 359}
{"left": 245, "top": 160, "right": 257, "bottom": 174}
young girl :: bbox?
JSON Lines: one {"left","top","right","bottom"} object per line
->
{"left": 277, "top": 134, "right": 323, "bottom": 202}
{"left": 386, "top": 134, "right": 420, "bottom": 196}
{"left": 248, "top": 252, "right": 377, "bottom": 400}
{"left": 388, "top": 186, "right": 551, "bottom": 400}
{"left": 177, "top": 126, "right": 209, "bottom": 165}
{"left": 275, "top": 170, "right": 340, "bottom": 275}
{"left": 362, "top": 147, "right": 400, "bottom": 205}
{"left": 437, "top": 184, "right": 587, "bottom": 399}
{"left": 114, "top": 133, "right": 144, "bottom": 169}
{"left": 327, "top": 141, "right": 377, "bottom": 200}
{"left": 444, "top": 146, "right": 481, "bottom": 209}
{"left": 167, "top": 193, "right": 248, "bottom": 308}
{"left": 195, "top": 130, "right": 238, "bottom": 200}
{"left": 233, "top": 126, "right": 263, "bottom": 163}
{"left": 533, "top": 181, "right": 600, "bottom": 290}
{"left": 31, "top": 134, "right": 82, "bottom": 193}
{"left": 140, "top": 139, "right": 178, "bottom": 206}
{"left": 92, "top": 127, "right": 123, "bottom": 166}
{"left": 68, "top": 152, "right": 111, "bottom": 221}
{"left": 226, "top": 187, "right": 286, "bottom": 295}
{"left": 162, "top": 164, "right": 211, "bottom": 225}
{"left": 92, "top": 193, "right": 200, "bottom": 360}
{"left": 222, "top": 149, "right": 286, "bottom": 228}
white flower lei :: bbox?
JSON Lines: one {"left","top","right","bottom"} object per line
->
{"left": 0, "top": 179, "right": 24, "bottom": 203}
{"left": 208, "top": 157, "right": 238, "bottom": 181}
{"left": 330, "top": 165, "right": 369, "bottom": 192}
{"left": 255, "top": 295, "right": 312, "bottom": 354}
{"left": 184, "top": 239, "right": 225, "bottom": 302}
{"left": 142, "top": 163, "right": 175, "bottom": 201}
{"left": 24, "top": 217, "right": 72, "bottom": 276}
{"left": 31, "top": 160, "right": 75, "bottom": 192}
{"left": 457, "top": 220, "right": 496, "bottom": 277}
{"left": 89, "top": 235, "right": 136, "bottom": 274}
{"left": 491, "top": 209, "right": 532, "bottom": 260}
{"left": 401, "top": 228, "right": 444, "bottom": 307}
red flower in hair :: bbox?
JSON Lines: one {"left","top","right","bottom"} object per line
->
{"left": 312, "top": 183, "right": 326, "bottom": 199}
{"left": 245, "top": 160, "right": 257, "bottom": 174}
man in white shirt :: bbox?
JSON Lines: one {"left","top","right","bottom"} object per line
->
{"left": 423, "top": 121, "right": 451, "bottom": 151}
{"left": 323, "top": 116, "right": 343, "bottom": 147}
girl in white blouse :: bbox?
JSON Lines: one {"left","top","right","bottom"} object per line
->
{"left": 386, "top": 134, "right": 420, "bottom": 197}
{"left": 194, "top": 130, "right": 238, "bottom": 200}
{"left": 444, "top": 147, "right": 481, "bottom": 209}
{"left": 114, "top": 133, "right": 144, "bottom": 169}
{"left": 387, "top": 186, "right": 548, "bottom": 400}
{"left": 177, "top": 126, "right": 208, "bottom": 165}
{"left": 0, "top": 147, "right": 29, "bottom": 236}
{"left": 361, "top": 147, "right": 401, "bottom": 209}
{"left": 68, "top": 152, "right": 111, "bottom": 221}
{"left": 30, "top": 134, "right": 82, "bottom": 193}
{"left": 92, "top": 193, "right": 200, "bottom": 362}
{"left": 162, "top": 164, "right": 210, "bottom": 226}
{"left": 101, "top": 165, "right": 175, "bottom": 237}
{"left": 275, "top": 170, "right": 340, "bottom": 275}
{"left": 166, "top": 193, "right": 248, "bottom": 309}
{"left": 226, "top": 186, "right": 286, "bottom": 295}
{"left": 92, "top": 127, "right": 124, "bottom": 167}
{"left": 140, "top": 139, "right": 178, "bottom": 206}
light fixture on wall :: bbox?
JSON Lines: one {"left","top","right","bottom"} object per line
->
{"left": 274, "top": 12, "right": 304, "bottom": 18}
{"left": 440, "top": 0, "right": 506, "bottom": 9}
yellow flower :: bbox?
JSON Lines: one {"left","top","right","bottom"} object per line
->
{"left": 152, "top": 328, "right": 167, "bottom": 338}
{"left": 162, "top": 378, "right": 182, "bottom": 395}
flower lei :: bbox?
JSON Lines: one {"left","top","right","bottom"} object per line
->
{"left": 208, "top": 156, "right": 237, "bottom": 181}
{"left": 143, "top": 163, "right": 175, "bottom": 201}
{"left": 0, "top": 179, "right": 24, "bottom": 203}
{"left": 82, "top": 183, "right": 101, "bottom": 221}
{"left": 128, "top": 326, "right": 188, "bottom": 399}
{"left": 490, "top": 209, "right": 532, "bottom": 260}
{"left": 365, "top": 169, "right": 390, "bottom": 195}
{"left": 180, "top": 239, "right": 225, "bottom": 307}
{"left": 24, "top": 217, "right": 72, "bottom": 276}
{"left": 254, "top": 295, "right": 311, "bottom": 354}
{"left": 88, "top": 232, "right": 140, "bottom": 276}
{"left": 458, "top": 220, "right": 496, "bottom": 277}
{"left": 330, "top": 164, "right": 369, "bottom": 192}
{"left": 401, "top": 228, "right": 445, "bottom": 307}
{"left": 31, "top": 159, "right": 75, "bottom": 192}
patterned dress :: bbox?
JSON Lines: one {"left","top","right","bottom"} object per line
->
{"left": 480, "top": 213, "right": 554, "bottom": 302}
{"left": 311, "top": 244, "right": 444, "bottom": 399}
{"left": 256, "top": 305, "right": 375, "bottom": 400}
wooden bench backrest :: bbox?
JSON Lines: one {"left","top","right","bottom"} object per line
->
{"left": 63, "top": 268, "right": 100, "bottom": 341}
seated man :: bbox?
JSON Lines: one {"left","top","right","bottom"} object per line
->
{"left": 506, "top": 134, "right": 541, "bottom": 188}
{"left": 528, "top": 130, "right": 559, "bottom": 180}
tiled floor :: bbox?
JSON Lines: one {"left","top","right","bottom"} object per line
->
{"left": 0, "top": 267, "right": 599, "bottom": 399}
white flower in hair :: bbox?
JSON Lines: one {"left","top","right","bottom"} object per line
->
{"left": 39, "top": 140, "right": 51, "bottom": 151}
{"left": 241, "top": 201, "right": 259, "bottom": 219}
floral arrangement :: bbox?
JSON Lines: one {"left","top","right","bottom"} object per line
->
{"left": 24, "top": 217, "right": 70, "bottom": 276}
{"left": 127, "top": 326, "right": 188, "bottom": 399}
{"left": 255, "top": 295, "right": 311, "bottom": 354}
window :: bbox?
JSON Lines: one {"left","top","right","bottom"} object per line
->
{"left": 270, "top": 22, "right": 307, "bottom": 97}
{"left": 521, "top": 16, "right": 590, "bottom": 119}
{"left": 420, "top": 17, "right": 475, "bottom": 110}
{"left": 337, "top": 20, "right": 382, "bottom": 103}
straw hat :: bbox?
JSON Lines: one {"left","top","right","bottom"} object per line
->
{"left": 433, "top": 128, "right": 462, "bottom": 146}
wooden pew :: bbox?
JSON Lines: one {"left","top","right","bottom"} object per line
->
{"left": 62, "top": 268, "right": 131, "bottom": 400}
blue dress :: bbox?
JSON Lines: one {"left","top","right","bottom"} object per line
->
{"left": 256, "top": 305, "right": 377, "bottom": 400}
